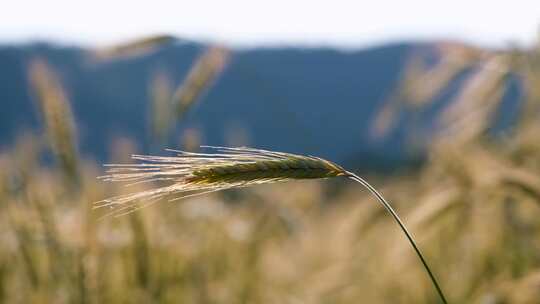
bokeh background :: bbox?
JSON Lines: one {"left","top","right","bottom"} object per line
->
{"left": 1, "top": 2, "right": 540, "bottom": 303}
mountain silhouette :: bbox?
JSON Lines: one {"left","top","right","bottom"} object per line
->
{"left": 0, "top": 40, "right": 521, "bottom": 170}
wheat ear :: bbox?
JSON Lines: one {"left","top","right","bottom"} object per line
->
{"left": 96, "top": 146, "right": 447, "bottom": 303}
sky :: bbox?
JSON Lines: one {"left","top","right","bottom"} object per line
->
{"left": 1, "top": 0, "right": 539, "bottom": 49}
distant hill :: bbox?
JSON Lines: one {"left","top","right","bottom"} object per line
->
{"left": 0, "top": 41, "right": 521, "bottom": 170}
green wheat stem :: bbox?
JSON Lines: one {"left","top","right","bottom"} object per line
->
{"left": 345, "top": 172, "right": 448, "bottom": 304}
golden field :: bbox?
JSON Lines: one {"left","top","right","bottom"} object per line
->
{"left": 1, "top": 37, "right": 540, "bottom": 303}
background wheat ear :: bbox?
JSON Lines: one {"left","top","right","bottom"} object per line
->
{"left": 96, "top": 146, "right": 448, "bottom": 303}
{"left": 28, "top": 58, "right": 80, "bottom": 186}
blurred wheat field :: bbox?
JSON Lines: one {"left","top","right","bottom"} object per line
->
{"left": 1, "top": 36, "right": 540, "bottom": 303}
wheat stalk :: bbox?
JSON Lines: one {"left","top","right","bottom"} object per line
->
{"left": 96, "top": 146, "right": 448, "bottom": 303}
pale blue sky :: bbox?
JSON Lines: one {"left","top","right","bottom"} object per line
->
{"left": 1, "top": 0, "right": 539, "bottom": 48}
